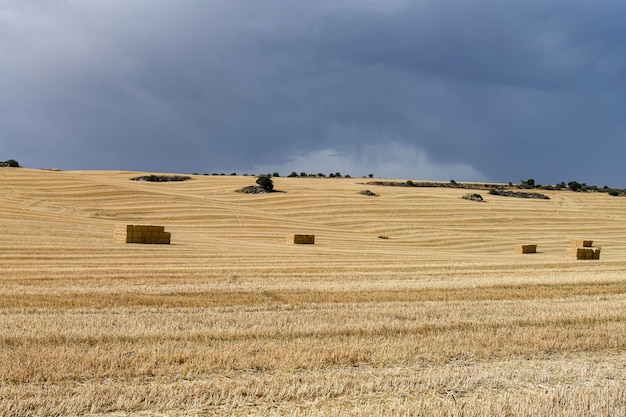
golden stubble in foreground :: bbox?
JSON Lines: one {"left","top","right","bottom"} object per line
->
{"left": 1, "top": 168, "right": 625, "bottom": 416}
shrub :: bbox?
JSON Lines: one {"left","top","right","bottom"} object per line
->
{"left": 1, "top": 159, "right": 20, "bottom": 167}
{"left": 462, "top": 193, "right": 484, "bottom": 202}
{"left": 360, "top": 190, "right": 378, "bottom": 197}
{"left": 256, "top": 175, "right": 274, "bottom": 191}
{"left": 131, "top": 175, "right": 191, "bottom": 182}
{"left": 568, "top": 181, "right": 582, "bottom": 192}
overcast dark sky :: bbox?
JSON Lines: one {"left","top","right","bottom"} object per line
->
{"left": 2, "top": 1, "right": 625, "bottom": 185}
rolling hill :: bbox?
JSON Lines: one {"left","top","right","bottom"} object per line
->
{"left": 1, "top": 168, "right": 624, "bottom": 416}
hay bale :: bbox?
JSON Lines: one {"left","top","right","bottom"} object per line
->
{"left": 516, "top": 244, "right": 537, "bottom": 254}
{"left": 571, "top": 240, "right": 593, "bottom": 248}
{"left": 287, "top": 234, "right": 315, "bottom": 244}
{"left": 567, "top": 247, "right": 600, "bottom": 260}
{"left": 114, "top": 224, "right": 171, "bottom": 244}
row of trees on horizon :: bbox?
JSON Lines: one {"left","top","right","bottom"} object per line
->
{"left": 3, "top": 159, "right": 625, "bottom": 195}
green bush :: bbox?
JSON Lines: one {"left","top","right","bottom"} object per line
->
{"left": 256, "top": 175, "right": 274, "bottom": 191}
{"left": 568, "top": 181, "right": 582, "bottom": 192}
{"left": 1, "top": 159, "right": 20, "bottom": 167}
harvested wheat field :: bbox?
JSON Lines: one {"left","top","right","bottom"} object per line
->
{"left": 1, "top": 168, "right": 625, "bottom": 416}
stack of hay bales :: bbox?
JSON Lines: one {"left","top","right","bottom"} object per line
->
{"left": 287, "top": 234, "right": 315, "bottom": 244}
{"left": 567, "top": 240, "right": 600, "bottom": 260}
{"left": 114, "top": 224, "right": 171, "bottom": 244}
{"left": 516, "top": 244, "right": 537, "bottom": 254}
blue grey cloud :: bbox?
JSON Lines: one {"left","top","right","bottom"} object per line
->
{"left": 1, "top": 1, "right": 625, "bottom": 185}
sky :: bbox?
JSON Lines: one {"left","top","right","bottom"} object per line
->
{"left": 1, "top": 0, "right": 625, "bottom": 186}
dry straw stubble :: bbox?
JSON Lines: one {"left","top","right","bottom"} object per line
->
{"left": 1, "top": 168, "right": 625, "bottom": 416}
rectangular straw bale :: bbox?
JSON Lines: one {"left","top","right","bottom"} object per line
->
{"left": 567, "top": 247, "right": 597, "bottom": 260}
{"left": 115, "top": 224, "right": 170, "bottom": 244}
{"left": 287, "top": 234, "right": 315, "bottom": 244}
{"left": 516, "top": 244, "right": 537, "bottom": 254}
{"left": 571, "top": 239, "right": 593, "bottom": 248}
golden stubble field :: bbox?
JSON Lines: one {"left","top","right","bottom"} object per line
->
{"left": 1, "top": 168, "right": 625, "bottom": 416}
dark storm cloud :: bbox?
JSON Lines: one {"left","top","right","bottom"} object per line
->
{"left": 1, "top": 1, "right": 625, "bottom": 185}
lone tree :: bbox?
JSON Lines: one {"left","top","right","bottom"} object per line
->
{"left": 256, "top": 174, "right": 274, "bottom": 192}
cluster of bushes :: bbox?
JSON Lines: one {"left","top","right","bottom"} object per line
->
{"left": 131, "top": 175, "right": 191, "bottom": 182}
{"left": 516, "top": 179, "right": 626, "bottom": 196}
{"left": 194, "top": 171, "right": 372, "bottom": 178}
{"left": 196, "top": 172, "right": 245, "bottom": 176}
{"left": 488, "top": 188, "right": 550, "bottom": 199}
{"left": 285, "top": 171, "right": 354, "bottom": 178}
{"left": 0, "top": 159, "right": 20, "bottom": 167}
{"left": 369, "top": 179, "right": 491, "bottom": 189}
{"left": 367, "top": 177, "right": 626, "bottom": 198}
